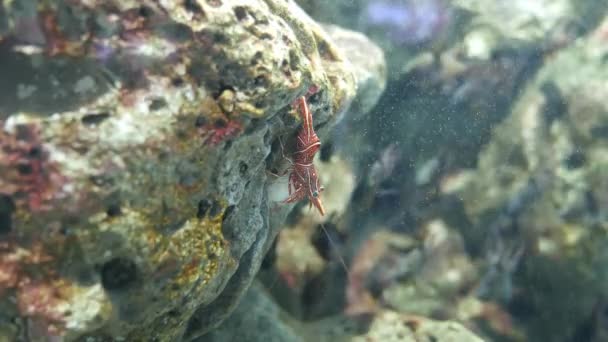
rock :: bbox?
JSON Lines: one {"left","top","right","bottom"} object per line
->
{"left": 311, "top": 4, "right": 608, "bottom": 265}
{"left": 298, "top": 0, "right": 456, "bottom": 80}
{"left": 300, "top": 0, "right": 606, "bottom": 77}
{"left": 322, "top": 24, "right": 387, "bottom": 123}
{"left": 203, "top": 285, "right": 484, "bottom": 342}
{"left": 276, "top": 218, "right": 326, "bottom": 285}
{"left": 454, "top": 16, "right": 608, "bottom": 341}
{"left": 309, "top": 153, "right": 356, "bottom": 222}
{"left": 346, "top": 221, "right": 476, "bottom": 319}
{"left": 198, "top": 282, "right": 303, "bottom": 342}
{"left": 321, "top": 23, "right": 386, "bottom": 177}
{"left": 263, "top": 152, "right": 357, "bottom": 319}
{"left": 0, "top": 0, "right": 375, "bottom": 340}
{"left": 351, "top": 310, "right": 483, "bottom": 342}
{"left": 453, "top": 0, "right": 606, "bottom": 58}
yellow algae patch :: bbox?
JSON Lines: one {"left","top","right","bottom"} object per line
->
{"left": 86, "top": 208, "right": 166, "bottom": 259}
{"left": 167, "top": 210, "right": 227, "bottom": 294}
{"left": 88, "top": 203, "right": 227, "bottom": 294}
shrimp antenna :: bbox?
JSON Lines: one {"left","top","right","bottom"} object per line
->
{"left": 319, "top": 222, "right": 350, "bottom": 276}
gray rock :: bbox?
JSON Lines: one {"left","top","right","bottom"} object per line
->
{"left": 0, "top": 0, "right": 382, "bottom": 340}
{"left": 350, "top": 310, "right": 484, "bottom": 342}
{"left": 454, "top": 16, "right": 608, "bottom": 342}
{"left": 322, "top": 24, "right": 387, "bottom": 123}
{"left": 198, "top": 282, "right": 302, "bottom": 342}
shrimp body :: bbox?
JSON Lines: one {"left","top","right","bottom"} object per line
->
{"left": 283, "top": 94, "right": 325, "bottom": 216}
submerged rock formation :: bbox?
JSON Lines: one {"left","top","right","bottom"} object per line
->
{"left": 0, "top": 0, "right": 363, "bottom": 340}
{"left": 453, "top": 16, "right": 608, "bottom": 341}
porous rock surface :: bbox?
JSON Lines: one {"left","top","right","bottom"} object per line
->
{"left": 0, "top": 0, "right": 360, "bottom": 340}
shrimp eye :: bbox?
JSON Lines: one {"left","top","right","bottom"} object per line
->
{"left": 312, "top": 191, "right": 319, "bottom": 198}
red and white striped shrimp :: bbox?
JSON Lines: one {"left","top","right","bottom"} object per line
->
{"left": 282, "top": 92, "right": 325, "bottom": 215}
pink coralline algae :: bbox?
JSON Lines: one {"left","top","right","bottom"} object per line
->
{"left": 0, "top": 240, "right": 66, "bottom": 336}
{"left": 17, "top": 280, "right": 67, "bottom": 336}
{"left": 198, "top": 118, "right": 243, "bottom": 146}
{"left": 0, "top": 122, "right": 67, "bottom": 212}
{"left": 361, "top": 0, "right": 451, "bottom": 46}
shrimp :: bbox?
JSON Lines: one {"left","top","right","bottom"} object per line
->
{"left": 282, "top": 94, "right": 325, "bottom": 216}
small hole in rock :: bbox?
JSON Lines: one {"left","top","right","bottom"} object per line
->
{"left": 172, "top": 77, "right": 184, "bottom": 87}
{"left": 239, "top": 161, "right": 248, "bottom": 176}
{"left": 214, "top": 119, "right": 227, "bottom": 128}
{"left": 100, "top": 257, "right": 138, "bottom": 290}
{"left": 81, "top": 112, "right": 110, "bottom": 126}
{"left": 564, "top": 150, "right": 586, "bottom": 169}
{"left": 540, "top": 81, "right": 567, "bottom": 123}
{"left": 138, "top": 5, "right": 154, "bottom": 18}
{"left": 149, "top": 98, "right": 167, "bottom": 111}
{"left": 289, "top": 50, "right": 300, "bottom": 69}
{"left": 106, "top": 204, "right": 122, "bottom": 217}
{"left": 16, "top": 163, "right": 33, "bottom": 175}
{"left": 251, "top": 51, "right": 263, "bottom": 65}
{"left": 0, "top": 196, "right": 15, "bottom": 234}
{"left": 158, "top": 151, "right": 169, "bottom": 161}
{"left": 234, "top": 6, "right": 247, "bottom": 21}
{"left": 176, "top": 129, "right": 188, "bottom": 140}
{"left": 195, "top": 115, "right": 207, "bottom": 127}
{"left": 221, "top": 205, "right": 235, "bottom": 222}
{"left": 89, "top": 174, "right": 114, "bottom": 187}
{"left": 197, "top": 199, "right": 212, "bottom": 218}
{"left": 210, "top": 200, "right": 224, "bottom": 218}
{"left": 28, "top": 146, "right": 42, "bottom": 158}
{"left": 253, "top": 75, "right": 267, "bottom": 87}
{"left": 308, "top": 91, "right": 322, "bottom": 104}
{"left": 184, "top": 0, "right": 204, "bottom": 15}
